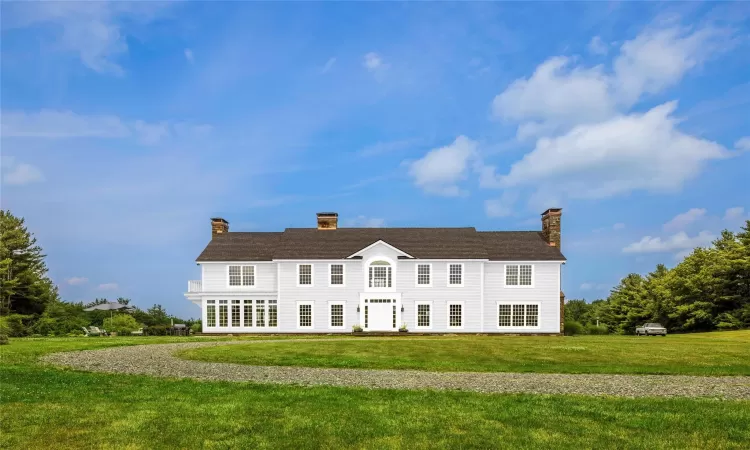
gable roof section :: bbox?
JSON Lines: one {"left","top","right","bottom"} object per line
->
{"left": 347, "top": 240, "right": 415, "bottom": 259}
{"left": 196, "top": 228, "right": 566, "bottom": 262}
{"left": 196, "top": 232, "right": 282, "bottom": 261}
{"left": 478, "top": 231, "right": 566, "bottom": 261}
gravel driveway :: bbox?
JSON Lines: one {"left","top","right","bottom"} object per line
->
{"left": 42, "top": 340, "right": 750, "bottom": 399}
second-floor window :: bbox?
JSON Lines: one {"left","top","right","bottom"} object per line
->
{"left": 505, "top": 264, "right": 533, "bottom": 286}
{"left": 229, "top": 265, "right": 255, "bottom": 286}
{"left": 330, "top": 264, "right": 344, "bottom": 286}
{"left": 298, "top": 264, "right": 312, "bottom": 286}
{"left": 448, "top": 264, "right": 463, "bottom": 286}
{"left": 416, "top": 264, "right": 431, "bottom": 286}
{"left": 369, "top": 260, "right": 392, "bottom": 288}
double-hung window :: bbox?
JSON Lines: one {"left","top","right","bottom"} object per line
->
{"left": 298, "top": 302, "right": 313, "bottom": 329}
{"left": 330, "top": 264, "right": 344, "bottom": 286}
{"left": 415, "top": 302, "right": 431, "bottom": 329}
{"left": 329, "top": 302, "right": 344, "bottom": 329}
{"left": 298, "top": 264, "right": 313, "bottom": 286}
{"left": 268, "top": 300, "right": 278, "bottom": 327}
{"left": 448, "top": 263, "right": 463, "bottom": 286}
{"left": 447, "top": 302, "right": 463, "bottom": 328}
{"left": 256, "top": 300, "right": 266, "bottom": 327}
{"left": 416, "top": 264, "right": 431, "bottom": 287}
{"left": 243, "top": 300, "right": 253, "bottom": 327}
{"left": 231, "top": 300, "right": 241, "bottom": 327}
{"left": 498, "top": 303, "right": 539, "bottom": 328}
{"left": 229, "top": 265, "right": 255, "bottom": 287}
{"left": 505, "top": 264, "right": 533, "bottom": 287}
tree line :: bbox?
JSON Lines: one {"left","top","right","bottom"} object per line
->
{"left": 1, "top": 210, "right": 195, "bottom": 338}
{"left": 566, "top": 220, "right": 750, "bottom": 334}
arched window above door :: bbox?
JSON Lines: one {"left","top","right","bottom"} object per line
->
{"left": 369, "top": 260, "right": 392, "bottom": 288}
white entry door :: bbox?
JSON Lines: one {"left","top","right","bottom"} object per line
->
{"left": 366, "top": 299, "right": 395, "bottom": 331}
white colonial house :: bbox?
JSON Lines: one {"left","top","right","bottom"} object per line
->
{"left": 185, "top": 209, "right": 566, "bottom": 334}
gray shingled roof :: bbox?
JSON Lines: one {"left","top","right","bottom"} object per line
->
{"left": 196, "top": 228, "right": 565, "bottom": 261}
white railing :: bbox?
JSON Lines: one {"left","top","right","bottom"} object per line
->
{"left": 188, "top": 280, "right": 202, "bottom": 292}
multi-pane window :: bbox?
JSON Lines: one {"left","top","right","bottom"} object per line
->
{"left": 243, "top": 300, "right": 253, "bottom": 327}
{"left": 231, "top": 300, "right": 241, "bottom": 327}
{"left": 417, "top": 264, "right": 431, "bottom": 286}
{"left": 218, "top": 300, "right": 228, "bottom": 327}
{"left": 369, "top": 261, "right": 392, "bottom": 288}
{"left": 298, "top": 264, "right": 312, "bottom": 285}
{"left": 448, "top": 303, "right": 462, "bottom": 327}
{"left": 229, "top": 265, "right": 255, "bottom": 286}
{"left": 506, "top": 265, "right": 533, "bottom": 286}
{"left": 364, "top": 304, "right": 369, "bottom": 328}
{"left": 448, "top": 264, "right": 463, "bottom": 286}
{"left": 299, "top": 303, "right": 312, "bottom": 328}
{"left": 330, "top": 304, "right": 343, "bottom": 328}
{"left": 242, "top": 266, "right": 254, "bottom": 286}
{"left": 499, "top": 304, "right": 539, "bottom": 327}
{"left": 393, "top": 305, "right": 397, "bottom": 328}
{"left": 512, "top": 305, "right": 525, "bottom": 326}
{"left": 417, "top": 304, "right": 431, "bottom": 327}
{"left": 256, "top": 300, "right": 266, "bottom": 327}
{"left": 330, "top": 264, "right": 344, "bottom": 286}
{"left": 498, "top": 304, "right": 512, "bottom": 327}
{"left": 206, "top": 300, "right": 216, "bottom": 327}
{"left": 268, "top": 300, "right": 278, "bottom": 327}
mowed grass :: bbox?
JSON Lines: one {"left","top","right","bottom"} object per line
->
{"left": 180, "top": 330, "right": 750, "bottom": 376}
{"left": 1, "top": 336, "right": 749, "bottom": 449}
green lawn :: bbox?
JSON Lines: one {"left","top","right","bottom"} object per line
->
{"left": 2, "top": 336, "right": 749, "bottom": 449}
{"left": 179, "top": 330, "right": 750, "bottom": 376}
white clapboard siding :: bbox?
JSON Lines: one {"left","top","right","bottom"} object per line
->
{"left": 201, "top": 263, "right": 277, "bottom": 292}
{"left": 483, "top": 262, "right": 562, "bottom": 333}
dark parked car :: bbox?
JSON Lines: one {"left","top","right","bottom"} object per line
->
{"left": 636, "top": 323, "right": 667, "bottom": 336}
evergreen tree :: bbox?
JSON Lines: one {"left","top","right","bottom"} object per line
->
{"left": 0, "top": 210, "right": 59, "bottom": 315}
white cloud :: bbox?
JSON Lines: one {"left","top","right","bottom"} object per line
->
{"left": 2, "top": 157, "right": 44, "bottom": 186}
{"left": 497, "top": 102, "right": 728, "bottom": 199}
{"left": 97, "top": 283, "right": 119, "bottom": 291}
{"left": 612, "top": 223, "right": 626, "bottom": 231}
{"left": 612, "top": 26, "right": 726, "bottom": 106}
{"left": 343, "top": 216, "right": 386, "bottom": 228}
{"left": 363, "top": 52, "right": 384, "bottom": 71}
{"left": 623, "top": 230, "right": 716, "bottom": 253}
{"left": 485, "top": 191, "right": 518, "bottom": 218}
{"left": 407, "top": 135, "right": 477, "bottom": 196}
{"left": 735, "top": 137, "right": 750, "bottom": 151}
{"left": 2, "top": 110, "right": 211, "bottom": 145}
{"left": 724, "top": 206, "right": 745, "bottom": 221}
{"left": 663, "top": 208, "right": 707, "bottom": 232}
{"left": 580, "top": 282, "right": 610, "bottom": 291}
{"left": 66, "top": 277, "right": 88, "bottom": 286}
{"left": 184, "top": 48, "right": 194, "bottom": 64}
{"left": 320, "top": 57, "right": 336, "bottom": 74}
{"left": 588, "top": 36, "right": 609, "bottom": 55}
{"left": 4, "top": 2, "right": 170, "bottom": 75}
{"left": 492, "top": 56, "right": 614, "bottom": 137}
{"left": 492, "top": 25, "right": 731, "bottom": 138}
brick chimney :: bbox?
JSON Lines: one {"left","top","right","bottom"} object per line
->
{"left": 317, "top": 212, "right": 338, "bottom": 230}
{"left": 541, "top": 208, "right": 562, "bottom": 249}
{"left": 211, "top": 217, "right": 229, "bottom": 237}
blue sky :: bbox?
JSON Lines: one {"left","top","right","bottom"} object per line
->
{"left": 2, "top": 2, "right": 749, "bottom": 319}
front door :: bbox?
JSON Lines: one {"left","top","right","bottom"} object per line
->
{"left": 366, "top": 298, "right": 395, "bottom": 331}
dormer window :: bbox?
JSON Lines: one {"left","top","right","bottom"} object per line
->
{"left": 368, "top": 260, "right": 392, "bottom": 288}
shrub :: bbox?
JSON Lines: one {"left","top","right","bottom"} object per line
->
{"left": 585, "top": 323, "right": 609, "bottom": 335}
{"left": 191, "top": 322, "right": 202, "bottom": 333}
{"left": 564, "top": 320, "right": 585, "bottom": 336}
{"left": 352, "top": 324, "right": 363, "bottom": 332}
{"left": 103, "top": 315, "right": 139, "bottom": 335}
{"left": 1, "top": 314, "right": 33, "bottom": 337}
{"left": 145, "top": 324, "right": 169, "bottom": 336}
{"left": 0, "top": 334, "right": 8, "bottom": 345}
{"left": 67, "top": 329, "right": 85, "bottom": 337}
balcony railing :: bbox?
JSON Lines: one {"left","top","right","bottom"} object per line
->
{"left": 188, "top": 280, "right": 202, "bottom": 292}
